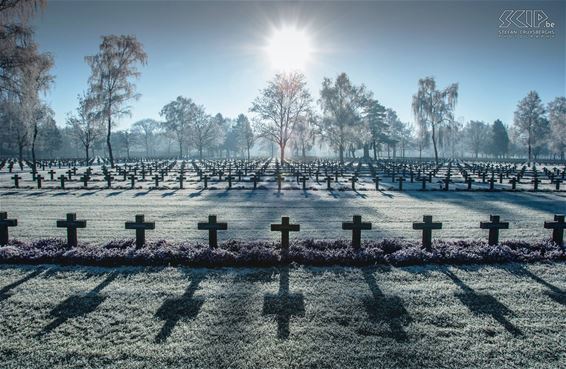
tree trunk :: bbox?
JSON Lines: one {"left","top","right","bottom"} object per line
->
{"left": 373, "top": 141, "right": 377, "bottom": 160}
{"left": 199, "top": 146, "right": 203, "bottom": 160}
{"left": 18, "top": 144, "right": 24, "bottom": 170}
{"left": 85, "top": 144, "right": 90, "bottom": 163}
{"left": 31, "top": 127, "right": 37, "bottom": 172}
{"left": 247, "top": 146, "right": 250, "bottom": 160}
{"left": 363, "top": 145, "right": 370, "bottom": 159}
{"left": 107, "top": 115, "right": 114, "bottom": 168}
{"left": 280, "top": 142, "right": 285, "bottom": 163}
{"left": 432, "top": 124, "right": 439, "bottom": 164}
{"left": 178, "top": 140, "right": 183, "bottom": 158}
{"left": 339, "top": 144, "right": 344, "bottom": 163}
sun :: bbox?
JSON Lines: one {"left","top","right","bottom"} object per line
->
{"left": 266, "top": 26, "right": 312, "bottom": 72}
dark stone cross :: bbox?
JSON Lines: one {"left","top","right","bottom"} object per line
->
{"left": 552, "top": 179, "right": 562, "bottom": 191}
{"left": 197, "top": 215, "right": 227, "bottom": 248}
{"left": 262, "top": 268, "right": 305, "bottom": 340}
{"left": 104, "top": 173, "right": 114, "bottom": 189}
{"left": 465, "top": 177, "right": 475, "bottom": 191}
{"left": 488, "top": 177, "right": 496, "bottom": 191}
{"left": 349, "top": 176, "right": 359, "bottom": 191}
{"left": 299, "top": 175, "right": 308, "bottom": 190}
{"left": 373, "top": 176, "right": 380, "bottom": 190}
{"left": 128, "top": 174, "right": 137, "bottom": 189}
{"left": 397, "top": 176, "right": 406, "bottom": 191}
{"left": 342, "top": 215, "right": 372, "bottom": 250}
{"left": 48, "top": 169, "right": 56, "bottom": 181}
{"left": 66, "top": 169, "right": 73, "bottom": 180}
{"left": 178, "top": 172, "right": 186, "bottom": 189}
{"left": 36, "top": 174, "right": 43, "bottom": 189}
{"left": 80, "top": 174, "right": 90, "bottom": 188}
{"left": 325, "top": 176, "right": 333, "bottom": 190}
{"left": 509, "top": 177, "right": 518, "bottom": 190}
{"left": 480, "top": 215, "right": 509, "bottom": 245}
{"left": 441, "top": 177, "right": 451, "bottom": 191}
{"left": 531, "top": 177, "right": 541, "bottom": 191}
{"left": 412, "top": 215, "right": 442, "bottom": 251}
{"left": 251, "top": 174, "right": 258, "bottom": 189}
{"left": 226, "top": 175, "right": 235, "bottom": 189}
{"left": 420, "top": 177, "right": 429, "bottom": 190}
{"left": 153, "top": 175, "right": 160, "bottom": 188}
{"left": 58, "top": 175, "right": 66, "bottom": 189}
{"left": 0, "top": 212, "right": 17, "bottom": 245}
{"left": 125, "top": 214, "right": 155, "bottom": 248}
{"left": 544, "top": 214, "right": 566, "bottom": 246}
{"left": 11, "top": 174, "right": 21, "bottom": 188}
{"left": 56, "top": 213, "right": 87, "bottom": 247}
{"left": 271, "top": 217, "right": 300, "bottom": 258}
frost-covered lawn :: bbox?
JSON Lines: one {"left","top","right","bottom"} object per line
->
{"left": 0, "top": 263, "right": 565, "bottom": 368}
{"left": 1, "top": 188, "right": 564, "bottom": 242}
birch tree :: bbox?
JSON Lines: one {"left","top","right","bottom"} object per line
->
{"left": 412, "top": 77, "right": 458, "bottom": 164}
{"left": 513, "top": 91, "right": 546, "bottom": 161}
{"left": 85, "top": 35, "right": 147, "bottom": 167}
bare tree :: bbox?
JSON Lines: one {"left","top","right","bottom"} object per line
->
{"left": 412, "top": 77, "right": 458, "bottom": 164}
{"left": 85, "top": 35, "right": 147, "bottom": 167}
{"left": 192, "top": 107, "right": 219, "bottom": 160}
{"left": 513, "top": 91, "right": 547, "bottom": 161}
{"left": 67, "top": 93, "right": 103, "bottom": 163}
{"left": 465, "top": 120, "right": 489, "bottom": 158}
{"left": 319, "top": 73, "right": 368, "bottom": 163}
{"left": 235, "top": 114, "right": 255, "bottom": 160}
{"left": 251, "top": 72, "right": 312, "bottom": 163}
{"left": 160, "top": 96, "right": 194, "bottom": 157}
{"left": 132, "top": 118, "right": 159, "bottom": 157}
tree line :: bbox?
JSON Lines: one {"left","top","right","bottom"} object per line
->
{"left": 1, "top": 1, "right": 565, "bottom": 165}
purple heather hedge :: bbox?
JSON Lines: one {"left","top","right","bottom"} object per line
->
{"left": 0, "top": 238, "right": 564, "bottom": 267}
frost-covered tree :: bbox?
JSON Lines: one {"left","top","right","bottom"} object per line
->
{"left": 160, "top": 96, "right": 194, "bottom": 157}
{"left": 412, "top": 77, "right": 458, "bottom": 164}
{"left": 547, "top": 97, "right": 566, "bottom": 160}
{"left": 513, "top": 91, "right": 547, "bottom": 161}
{"left": 489, "top": 119, "right": 509, "bottom": 158}
{"left": 85, "top": 35, "right": 147, "bottom": 167}
{"left": 192, "top": 110, "right": 220, "bottom": 160}
{"left": 363, "top": 98, "right": 388, "bottom": 160}
{"left": 37, "top": 114, "right": 61, "bottom": 158}
{"left": 319, "top": 73, "right": 368, "bottom": 162}
{"left": 234, "top": 114, "right": 255, "bottom": 160}
{"left": 132, "top": 118, "right": 159, "bottom": 157}
{"left": 251, "top": 72, "right": 312, "bottom": 163}
{"left": 291, "top": 112, "right": 317, "bottom": 159}
{"left": 464, "top": 120, "right": 489, "bottom": 158}
{"left": 67, "top": 93, "right": 103, "bottom": 162}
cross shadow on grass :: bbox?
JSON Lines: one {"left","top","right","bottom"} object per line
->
{"left": 0, "top": 269, "right": 44, "bottom": 302}
{"left": 154, "top": 273, "right": 205, "bottom": 343}
{"left": 38, "top": 272, "right": 117, "bottom": 337}
{"left": 442, "top": 269, "right": 523, "bottom": 337}
{"left": 360, "top": 268, "right": 412, "bottom": 341}
{"left": 262, "top": 266, "right": 305, "bottom": 340}
{"left": 504, "top": 264, "right": 566, "bottom": 307}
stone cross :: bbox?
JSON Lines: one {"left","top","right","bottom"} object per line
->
{"left": 325, "top": 176, "right": 333, "bottom": 190}
{"left": 349, "top": 176, "right": 358, "bottom": 191}
{"left": 299, "top": 175, "right": 308, "bottom": 190}
{"left": 397, "top": 176, "right": 406, "bottom": 191}
{"left": 544, "top": 214, "right": 566, "bottom": 246}
{"left": 276, "top": 173, "right": 284, "bottom": 192}
{"left": 80, "top": 174, "right": 89, "bottom": 187}
{"left": 104, "top": 173, "right": 114, "bottom": 188}
{"left": 465, "top": 177, "right": 474, "bottom": 191}
{"left": 56, "top": 213, "right": 87, "bottom": 247}
{"left": 128, "top": 174, "right": 137, "bottom": 189}
{"left": 531, "top": 177, "right": 541, "bottom": 191}
{"left": 0, "top": 212, "right": 17, "bottom": 245}
{"left": 226, "top": 175, "right": 235, "bottom": 189}
{"left": 11, "top": 174, "right": 21, "bottom": 188}
{"left": 480, "top": 215, "right": 509, "bottom": 245}
{"left": 36, "top": 174, "right": 43, "bottom": 189}
{"left": 271, "top": 217, "right": 300, "bottom": 257}
{"left": 412, "top": 215, "right": 442, "bottom": 251}
{"left": 420, "top": 177, "right": 429, "bottom": 190}
{"left": 153, "top": 174, "right": 160, "bottom": 187}
{"left": 48, "top": 169, "right": 56, "bottom": 181}
{"left": 197, "top": 215, "right": 227, "bottom": 248}
{"left": 342, "top": 215, "right": 372, "bottom": 250}
{"left": 178, "top": 172, "right": 186, "bottom": 189}
{"left": 509, "top": 177, "right": 518, "bottom": 190}
{"left": 59, "top": 175, "right": 66, "bottom": 189}
{"left": 373, "top": 176, "right": 380, "bottom": 191}
{"left": 125, "top": 214, "right": 155, "bottom": 248}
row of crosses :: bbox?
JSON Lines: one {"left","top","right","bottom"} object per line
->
{"left": 1, "top": 212, "right": 565, "bottom": 251}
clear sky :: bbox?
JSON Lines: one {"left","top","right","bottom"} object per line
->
{"left": 32, "top": 0, "right": 565, "bottom": 130}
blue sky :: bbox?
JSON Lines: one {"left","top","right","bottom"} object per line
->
{"left": 33, "top": 0, "right": 565, "bottom": 130}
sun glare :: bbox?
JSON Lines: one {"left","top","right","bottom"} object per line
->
{"left": 266, "top": 26, "right": 312, "bottom": 72}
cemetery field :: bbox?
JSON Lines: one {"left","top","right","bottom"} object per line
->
{"left": 0, "top": 262, "right": 565, "bottom": 369}
{"left": 1, "top": 187, "right": 564, "bottom": 243}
